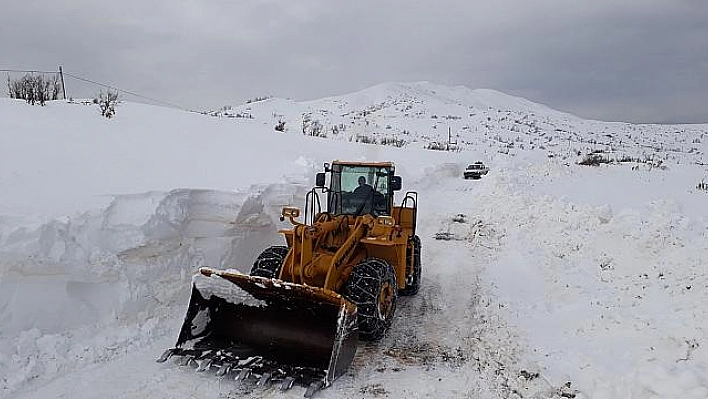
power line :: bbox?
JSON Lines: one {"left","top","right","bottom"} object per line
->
{"left": 2, "top": 67, "right": 196, "bottom": 112}
{"left": 62, "top": 72, "right": 194, "bottom": 112}
{"left": 0, "top": 68, "right": 59, "bottom": 74}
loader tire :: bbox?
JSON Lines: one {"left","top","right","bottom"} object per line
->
{"left": 399, "top": 235, "right": 421, "bottom": 296}
{"left": 250, "top": 245, "right": 289, "bottom": 278}
{"left": 344, "top": 258, "right": 397, "bottom": 341}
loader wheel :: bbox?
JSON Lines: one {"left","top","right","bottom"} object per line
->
{"left": 399, "top": 235, "right": 422, "bottom": 296}
{"left": 344, "top": 258, "right": 397, "bottom": 341}
{"left": 250, "top": 245, "right": 289, "bottom": 278}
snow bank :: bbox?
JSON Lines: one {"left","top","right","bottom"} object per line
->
{"left": 0, "top": 182, "right": 307, "bottom": 395}
{"left": 479, "top": 162, "right": 708, "bottom": 399}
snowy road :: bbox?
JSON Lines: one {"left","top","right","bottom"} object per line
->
{"left": 7, "top": 168, "right": 562, "bottom": 399}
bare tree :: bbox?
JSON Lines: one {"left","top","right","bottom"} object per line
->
{"left": 7, "top": 75, "right": 22, "bottom": 99}
{"left": 7, "top": 73, "right": 61, "bottom": 105}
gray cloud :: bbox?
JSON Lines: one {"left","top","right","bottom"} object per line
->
{"left": 1, "top": 0, "right": 706, "bottom": 123}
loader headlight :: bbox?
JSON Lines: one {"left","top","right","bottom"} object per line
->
{"left": 282, "top": 207, "right": 300, "bottom": 218}
{"left": 376, "top": 216, "right": 395, "bottom": 226}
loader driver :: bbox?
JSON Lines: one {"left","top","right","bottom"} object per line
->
{"left": 353, "top": 176, "right": 374, "bottom": 197}
{"left": 352, "top": 176, "right": 375, "bottom": 215}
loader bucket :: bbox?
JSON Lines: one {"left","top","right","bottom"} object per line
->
{"left": 161, "top": 267, "right": 358, "bottom": 391}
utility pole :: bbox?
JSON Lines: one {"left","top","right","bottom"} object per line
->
{"left": 58, "top": 66, "right": 66, "bottom": 100}
{"left": 447, "top": 126, "right": 458, "bottom": 146}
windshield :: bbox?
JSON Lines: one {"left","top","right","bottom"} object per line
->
{"left": 340, "top": 165, "right": 388, "bottom": 193}
{"left": 328, "top": 164, "right": 392, "bottom": 216}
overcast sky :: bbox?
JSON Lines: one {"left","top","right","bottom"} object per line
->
{"left": 1, "top": 0, "right": 707, "bottom": 123}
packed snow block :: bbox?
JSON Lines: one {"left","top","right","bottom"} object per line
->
{"left": 240, "top": 182, "right": 310, "bottom": 223}
{"left": 595, "top": 204, "right": 613, "bottom": 224}
{"left": 0, "top": 275, "right": 123, "bottom": 335}
{"left": 434, "top": 213, "right": 470, "bottom": 241}
{"left": 186, "top": 190, "right": 247, "bottom": 221}
{"left": 102, "top": 192, "right": 166, "bottom": 227}
{"left": 220, "top": 223, "right": 282, "bottom": 271}
{"left": 129, "top": 188, "right": 293, "bottom": 271}
{"left": 143, "top": 189, "right": 247, "bottom": 240}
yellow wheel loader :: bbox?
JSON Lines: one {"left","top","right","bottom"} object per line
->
{"left": 157, "top": 161, "right": 420, "bottom": 397}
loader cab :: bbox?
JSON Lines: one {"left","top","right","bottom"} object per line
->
{"left": 317, "top": 162, "right": 401, "bottom": 217}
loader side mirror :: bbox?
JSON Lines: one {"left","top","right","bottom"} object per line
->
{"left": 391, "top": 176, "right": 402, "bottom": 191}
{"left": 316, "top": 172, "right": 326, "bottom": 187}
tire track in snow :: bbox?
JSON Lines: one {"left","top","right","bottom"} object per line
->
{"left": 312, "top": 171, "right": 565, "bottom": 399}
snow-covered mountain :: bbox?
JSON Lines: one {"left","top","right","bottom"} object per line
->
{"left": 218, "top": 81, "right": 707, "bottom": 166}
{"left": 1, "top": 82, "right": 708, "bottom": 399}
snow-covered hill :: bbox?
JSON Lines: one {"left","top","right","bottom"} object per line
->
{"left": 1, "top": 83, "right": 708, "bottom": 399}
{"left": 224, "top": 81, "right": 707, "bottom": 167}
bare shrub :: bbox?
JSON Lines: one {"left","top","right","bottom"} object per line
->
{"left": 426, "top": 142, "right": 460, "bottom": 152}
{"left": 302, "top": 113, "right": 326, "bottom": 137}
{"left": 98, "top": 90, "right": 119, "bottom": 118}
{"left": 331, "top": 123, "right": 346, "bottom": 135}
{"left": 617, "top": 154, "right": 636, "bottom": 163}
{"left": 380, "top": 137, "right": 407, "bottom": 147}
{"left": 246, "top": 96, "right": 270, "bottom": 104}
{"left": 578, "top": 153, "right": 610, "bottom": 166}
{"left": 355, "top": 135, "right": 375, "bottom": 144}
{"left": 275, "top": 120, "right": 286, "bottom": 132}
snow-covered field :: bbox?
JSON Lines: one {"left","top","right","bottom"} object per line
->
{"left": 1, "top": 84, "right": 707, "bottom": 398}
